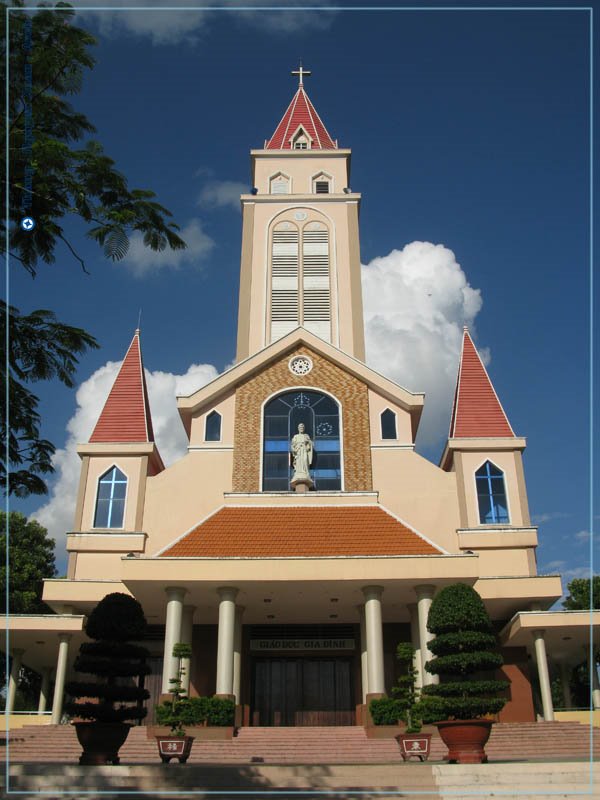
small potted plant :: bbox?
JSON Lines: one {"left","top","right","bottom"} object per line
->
{"left": 154, "top": 642, "right": 195, "bottom": 763}
{"left": 65, "top": 593, "right": 150, "bottom": 765}
{"left": 392, "top": 642, "right": 432, "bottom": 762}
{"left": 421, "top": 583, "right": 508, "bottom": 764}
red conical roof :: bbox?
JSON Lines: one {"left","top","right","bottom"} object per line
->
{"left": 89, "top": 329, "right": 156, "bottom": 443}
{"left": 266, "top": 86, "right": 337, "bottom": 150}
{"left": 449, "top": 328, "right": 515, "bottom": 438}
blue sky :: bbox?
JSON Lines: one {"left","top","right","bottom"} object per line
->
{"left": 9, "top": 2, "right": 595, "bottom": 593}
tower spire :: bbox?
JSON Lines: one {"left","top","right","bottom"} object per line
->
{"left": 89, "top": 329, "right": 157, "bottom": 444}
{"left": 449, "top": 328, "right": 515, "bottom": 438}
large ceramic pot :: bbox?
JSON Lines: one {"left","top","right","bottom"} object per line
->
{"left": 435, "top": 719, "right": 493, "bottom": 764}
{"left": 155, "top": 735, "right": 195, "bottom": 764}
{"left": 73, "top": 721, "right": 131, "bottom": 765}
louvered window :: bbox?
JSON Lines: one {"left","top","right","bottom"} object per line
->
{"left": 315, "top": 181, "right": 329, "bottom": 194}
{"left": 270, "top": 222, "right": 331, "bottom": 344}
{"left": 271, "top": 226, "right": 299, "bottom": 341}
{"left": 270, "top": 175, "right": 289, "bottom": 194}
{"left": 302, "top": 227, "right": 330, "bottom": 341}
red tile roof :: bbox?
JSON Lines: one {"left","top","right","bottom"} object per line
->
{"left": 449, "top": 329, "right": 515, "bottom": 438}
{"left": 161, "top": 506, "right": 442, "bottom": 558}
{"left": 266, "top": 86, "right": 337, "bottom": 150}
{"left": 89, "top": 330, "right": 155, "bottom": 443}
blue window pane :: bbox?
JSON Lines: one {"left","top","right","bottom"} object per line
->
{"left": 475, "top": 461, "right": 509, "bottom": 524}
{"left": 205, "top": 411, "right": 222, "bottom": 442}
{"left": 313, "top": 439, "right": 340, "bottom": 452}
{"left": 94, "top": 500, "right": 110, "bottom": 528}
{"left": 265, "top": 440, "right": 291, "bottom": 452}
{"left": 94, "top": 466, "right": 127, "bottom": 528}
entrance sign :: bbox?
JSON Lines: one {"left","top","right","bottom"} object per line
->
{"left": 251, "top": 638, "right": 355, "bottom": 652}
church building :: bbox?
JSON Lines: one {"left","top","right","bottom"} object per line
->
{"left": 6, "top": 69, "right": 599, "bottom": 729}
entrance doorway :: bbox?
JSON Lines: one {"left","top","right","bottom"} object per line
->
{"left": 251, "top": 657, "right": 354, "bottom": 726}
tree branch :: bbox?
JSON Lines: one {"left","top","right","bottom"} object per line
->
{"left": 56, "top": 233, "right": 89, "bottom": 275}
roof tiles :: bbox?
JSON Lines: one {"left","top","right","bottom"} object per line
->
{"left": 449, "top": 329, "right": 515, "bottom": 438}
{"left": 89, "top": 330, "right": 155, "bottom": 443}
{"left": 266, "top": 87, "right": 336, "bottom": 150}
{"left": 161, "top": 506, "right": 441, "bottom": 558}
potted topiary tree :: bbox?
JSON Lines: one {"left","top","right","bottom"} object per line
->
{"left": 154, "top": 642, "right": 195, "bottom": 763}
{"left": 392, "top": 642, "right": 432, "bottom": 762}
{"left": 65, "top": 592, "right": 150, "bottom": 765}
{"left": 421, "top": 583, "right": 508, "bottom": 764}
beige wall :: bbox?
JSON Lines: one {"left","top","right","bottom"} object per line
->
{"left": 189, "top": 390, "right": 236, "bottom": 448}
{"left": 142, "top": 450, "right": 234, "bottom": 556}
{"left": 368, "top": 389, "right": 413, "bottom": 445}
{"left": 372, "top": 449, "right": 460, "bottom": 553}
{"left": 252, "top": 151, "right": 350, "bottom": 195}
{"left": 70, "top": 551, "right": 127, "bottom": 581}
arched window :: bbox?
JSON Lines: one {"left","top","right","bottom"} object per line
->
{"left": 263, "top": 390, "right": 341, "bottom": 491}
{"left": 475, "top": 461, "right": 509, "bottom": 524}
{"left": 380, "top": 409, "right": 397, "bottom": 440}
{"left": 94, "top": 466, "right": 127, "bottom": 528}
{"left": 205, "top": 410, "right": 222, "bottom": 442}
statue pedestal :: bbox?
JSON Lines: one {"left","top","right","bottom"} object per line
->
{"left": 291, "top": 477, "right": 314, "bottom": 493}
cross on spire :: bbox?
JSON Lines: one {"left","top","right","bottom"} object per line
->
{"left": 292, "top": 62, "right": 311, "bottom": 87}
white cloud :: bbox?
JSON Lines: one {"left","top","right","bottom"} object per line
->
{"left": 121, "top": 219, "right": 215, "bottom": 277}
{"left": 531, "top": 511, "right": 570, "bottom": 524}
{"left": 75, "top": 1, "right": 336, "bottom": 45}
{"left": 574, "top": 530, "right": 591, "bottom": 542}
{"left": 197, "top": 181, "right": 248, "bottom": 211}
{"left": 362, "top": 241, "right": 484, "bottom": 448}
{"left": 32, "top": 361, "right": 218, "bottom": 549}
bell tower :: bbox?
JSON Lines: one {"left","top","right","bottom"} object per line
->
{"left": 235, "top": 66, "right": 366, "bottom": 363}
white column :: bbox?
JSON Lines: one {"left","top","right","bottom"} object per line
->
{"left": 216, "top": 587, "right": 238, "bottom": 696}
{"left": 358, "top": 605, "right": 369, "bottom": 702}
{"left": 558, "top": 661, "right": 573, "bottom": 709}
{"left": 38, "top": 667, "right": 51, "bottom": 714}
{"left": 362, "top": 586, "right": 385, "bottom": 695}
{"left": 51, "top": 634, "right": 71, "bottom": 724}
{"left": 161, "top": 587, "right": 186, "bottom": 694}
{"left": 6, "top": 649, "right": 24, "bottom": 715}
{"left": 415, "top": 584, "right": 438, "bottom": 685}
{"left": 232, "top": 605, "right": 245, "bottom": 704}
{"left": 532, "top": 629, "right": 554, "bottom": 721}
{"left": 180, "top": 605, "right": 195, "bottom": 695}
{"left": 408, "top": 603, "right": 423, "bottom": 690}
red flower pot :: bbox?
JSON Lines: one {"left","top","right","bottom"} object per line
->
{"left": 155, "top": 735, "right": 195, "bottom": 764}
{"left": 435, "top": 719, "right": 493, "bottom": 764}
{"left": 395, "top": 732, "right": 432, "bottom": 762}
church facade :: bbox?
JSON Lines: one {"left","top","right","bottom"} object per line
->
{"left": 7, "top": 72, "right": 599, "bottom": 729}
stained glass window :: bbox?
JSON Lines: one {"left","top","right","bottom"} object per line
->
{"left": 263, "top": 390, "right": 341, "bottom": 491}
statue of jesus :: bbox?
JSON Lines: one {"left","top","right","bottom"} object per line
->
{"left": 291, "top": 423, "right": 313, "bottom": 486}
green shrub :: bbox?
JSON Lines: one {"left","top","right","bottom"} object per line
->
{"left": 65, "top": 593, "right": 150, "bottom": 724}
{"left": 369, "top": 697, "right": 401, "bottom": 725}
{"left": 421, "top": 583, "right": 508, "bottom": 721}
{"left": 156, "top": 695, "right": 235, "bottom": 728}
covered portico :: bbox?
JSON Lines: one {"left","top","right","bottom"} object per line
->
{"left": 2, "top": 615, "right": 86, "bottom": 725}
{"left": 500, "top": 610, "right": 600, "bottom": 722}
